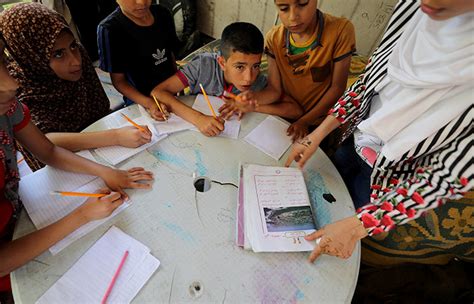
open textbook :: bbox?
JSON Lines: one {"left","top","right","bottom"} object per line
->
{"left": 236, "top": 164, "right": 316, "bottom": 252}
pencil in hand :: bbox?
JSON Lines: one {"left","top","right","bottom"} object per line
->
{"left": 50, "top": 191, "right": 108, "bottom": 198}
{"left": 151, "top": 94, "right": 169, "bottom": 122}
{"left": 120, "top": 113, "right": 148, "bottom": 133}
{"left": 199, "top": 83, "right": 217, "bottom": 118}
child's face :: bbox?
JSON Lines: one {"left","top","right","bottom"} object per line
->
{"left": 218, "top": 51, "right": 262, "bottom": 93}
{"left": 117, "top": 0, "right": 152, "bottom": 19}
{"left": 49, "top": 31, "right": 83, "bottom": 82}
{"left": 420, "top": 0, "right": 474, "bottom": 20}
{"left": 275, "top": 0, "right": 318, "bottom": 34}
{"left": 0, "top": 40, "right": 19, "bottom": 115}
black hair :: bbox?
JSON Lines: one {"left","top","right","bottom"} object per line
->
{"left": 220, "top": 22, "right": 263, "bottom": 59}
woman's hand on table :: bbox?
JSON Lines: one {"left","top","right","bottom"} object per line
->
{"left": 101, "top": 167, "right": 154, "bottom": 199}
{"left": 285, "top": 135, "right": 319, "bottom": 169}
{"left": 305, "top": 216, "right": 368, "bottom": 262}
{"left": 195, "top": 114, "right": 225, "bottom": 137}
{"left": 115, "top": 126, "right": 152, "bottom": 148}
{"left": 74, "top": 189, "right": 124, "bottom": 222}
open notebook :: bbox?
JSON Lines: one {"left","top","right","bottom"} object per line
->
{"left": 37, "top": 226, "right": 160, "bottom": 304}
{"left": 18, "top": 166, "right": 130, "bottom": 255}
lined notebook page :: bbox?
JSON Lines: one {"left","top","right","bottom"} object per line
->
{"left": 37, "top": 226, "right": 160, "bottom": 304}
{"left": 19, "top": 173, "right": 130, "bottom": 254}
{"left": 95, "top": 116, "right": 167, "bottom": 165}
{"left": 138, "top": 104, "right": 194, "bottom": 135}
{"left": 192, "top": 94, "right": 241, "bottom": 139}
{"left": 244, "top": 116, "right": 292, "bottom": 160}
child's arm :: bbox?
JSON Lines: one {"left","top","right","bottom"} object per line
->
{"left": 0, "top": 191, "right": 123, "bottom": 276}
{"left": 15, "top": 122, "right": 154, "bottom": 197}
{"left": 287, "top": 56, "right": 351, "bottom": 141}
{"left": 255, "top": 94, "right": 304, "bottom": 120}
{"left": 46, "top": 127, "right": 152, "bottom": 152}
{"left": 110, "top": 72, "right": 166, "bottom": 121}
{"left": 152, "top": 75, "right": 225, "bottom": 137}
{"left": 239, "top": 56, "right": 283, "bottom": 106}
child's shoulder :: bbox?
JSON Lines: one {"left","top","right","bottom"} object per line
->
{"left": 265, "top": 24, "right": 286, "bottom": 42}
{"left": 185, "top": 52, "right": 219, "bottom": 66}
{"left": 321, "top": 12, "right": 354, "bottom": 34}
{"left": 98, "top": 7, "right": 122, "bottom": 29}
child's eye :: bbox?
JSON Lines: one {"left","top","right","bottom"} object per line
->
{"left": 52, "top": 50, "right": 64, "bottom": 59}
{"left": 70, "top": 41, "right": 78, "bottom": 50}
{"left": 235, "top": 65, "right": 245, "bottom": 71}
{"left": 252, "top": 64, "right": 261, "bottom": 70}
{"left": 298, "top": 0, "right": 309, "bottom": 7}
{"left": 278, "top": 6, "right": 289, "bottom": 12}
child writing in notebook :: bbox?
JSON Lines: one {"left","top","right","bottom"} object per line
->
{"left": 0, "top": 35, "right": 154, "bottom": 293}
{"left": 98, "top": 0, "right": 179, "bottom": 120}
{"left": 152, "top": 22, "right": 303, "bottom": 137}
{"left": 236, "top": 0, "right": 355, "bottom": 141}
{"left": 0, "top": 3, "right": 152, "bottom": 171}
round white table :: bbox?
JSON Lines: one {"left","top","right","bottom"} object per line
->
{"left": 12, "top": 97, "right": 360, "bottom": 303}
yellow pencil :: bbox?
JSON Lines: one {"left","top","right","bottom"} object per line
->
{"left": 50, "top": 191, "right": 107, "bottom": 198}
{"left": 152, "top": 94, "right": 168, "bottom": 122}
{"left": 120, "top": 113, "right": 147, "bottom": 133}
{"left": 199, "top": 83, "right": 217, "bottom": 118}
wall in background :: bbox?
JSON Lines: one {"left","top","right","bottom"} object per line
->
{"left": 196, "top": 0, "right": 398, "bottom": 57}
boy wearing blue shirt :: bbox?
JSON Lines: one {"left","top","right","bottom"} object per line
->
{"left": 153, "top": 22, "right": 303, "bottom": 137}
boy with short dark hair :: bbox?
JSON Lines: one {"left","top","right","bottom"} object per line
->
{"left": 98, "top": 0, "right": 179, "bottom": 120}
{"left": 153, "top": 22, "right": 303, "bottom": 137}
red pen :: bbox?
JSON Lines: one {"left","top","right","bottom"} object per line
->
{"left": 101, "top": 250, "right": 129, "bottom": 304}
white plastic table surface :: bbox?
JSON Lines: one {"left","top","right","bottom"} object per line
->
{"left": 12, "top": 97, "right": 360, "bottom": 303}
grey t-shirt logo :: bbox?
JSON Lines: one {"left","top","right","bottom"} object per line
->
{"left": 153, "top": 49, "right": 167, "bottom": 65}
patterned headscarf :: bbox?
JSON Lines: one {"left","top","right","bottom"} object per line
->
{"left": 0, "top": 3, "right": 110, "bottom": 135}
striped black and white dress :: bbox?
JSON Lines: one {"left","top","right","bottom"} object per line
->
{"left": 330, "top": 0, "right": 473, "bottom": 236}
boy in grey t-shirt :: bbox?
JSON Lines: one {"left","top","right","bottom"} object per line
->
{"left": 152, "top": 22, "right": 303, "bottom": 137}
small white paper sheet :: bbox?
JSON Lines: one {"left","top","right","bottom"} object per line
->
{"left": 36, "top": 226, "right": 160, "bottom": 304}
{"left": 192, "top": 94, "right": 241, "bottom": 139}
{"left": 244, "top": 116, "right": 292, "bottom": 160}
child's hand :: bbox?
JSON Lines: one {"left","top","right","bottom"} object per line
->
{"left": 285, "top": 136, "right": 319, "bottom": 169}
{"left": 219, "top": 101, "right": 242, "bottom": 120}
{"left": 75, "top": 189, "right": 124, "bottom": 222}
{"left": 145, "top": 98, "right": 169, "bottom": 121}
{"left": 237, "top": 91, "right": 257, "bottom": 105}
{"left": 115, "top": 126, "right": 152, "bottom": 148}
{"left": 287, "top": 120, "right": 310, "bottom": 142}
{"left": 196, "top": 114, "right": 225, "bottom": 137}
{"left": 101, "top": 167, "right": 154, "bottom": 199}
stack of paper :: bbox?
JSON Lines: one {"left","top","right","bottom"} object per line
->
{"left": 19, "top": 167, "right": 130, "bottom": 255}
{"left": 236, "top": 164, "right": 316, "bottom": 252}
{"left": 244, "top": 116, "right": 292, "bottom": 160}
{"left": 37, "top": 226, "right": 160, "bottom": 304}
{"left": 95, "top": 116, "right": 167, "bottom": 165}
{"left": 192, "top": 94, "right": 241, "bottom": 139}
